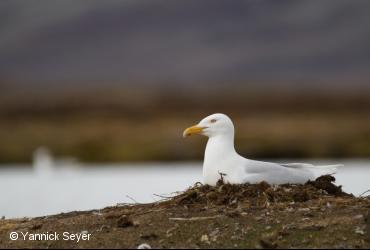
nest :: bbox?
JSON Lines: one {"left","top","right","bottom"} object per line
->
{"left": 172, "top": 175, "right": 350, "bottom": 207}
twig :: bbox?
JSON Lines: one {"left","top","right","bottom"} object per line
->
{"left": 125, "top": 195, "right": 141, "bottom": 204}
{"left": 169, "top": 215, "right": 221, "bottom": 221}
{"left": 218, "top": 171, "right": 227, "bottom": 183}
{"left": 153, "top": 194, "right": 175, "bottom": 199}
{"left": 116, "top": 202, "right": 136, "bottom": 207}
{"left": 359, "top": 189, "right": 370, "bottom": 197}
{"left": 194, "top": 182, "right": 203, "bottom": 187}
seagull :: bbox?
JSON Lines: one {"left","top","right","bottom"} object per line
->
{"left": 183, "top": 113, "right": 340, "bottom": 186}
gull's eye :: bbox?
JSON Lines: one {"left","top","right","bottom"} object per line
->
{"left": 210, "top": 119, "right": 217, "bottom": 123}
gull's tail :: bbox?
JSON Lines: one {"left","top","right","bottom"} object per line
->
{"left": 281, "top": 162, "right": 341, "bottom": 178}
{"left": 311, "top": 164, "right": 341, "bottom": 178}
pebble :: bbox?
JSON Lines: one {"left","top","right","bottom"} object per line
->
{"left": 354, "top": 227, "right": 365, "bottom": 235}
{"left": 298, "top": 208, "right": 310, "bottom": 212}
{"left": 285, "top": 207, "right": 294, "bottom": 212}
{"left": 255, "top": 216, "right": 263, "bottom": 221}
{"left": 209, "top": 228, "right": 219, "bottom": 237}
{"left": 97, "top": 225, "right": 109, "bottom": 232}
{"left": 353, "top": 214, "right": 364, "bottom": 220}
{"left": 137, "top": 243, "right": 151, "bottom": 249}
{"left": 200, "top": 234, "right": 210, "bottom": 244}
{"left": 117, "top": 215, "right": 134, "bottom": 228}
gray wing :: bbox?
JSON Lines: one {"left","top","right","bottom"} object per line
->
{"left": 280, "top": 163, "right": 315, "bottom": 168}
{"left": 241, "top": 160, "right": 316, "bottom": 184}
{"left": 244, "top": 160, "right": 304, "bottom": 174}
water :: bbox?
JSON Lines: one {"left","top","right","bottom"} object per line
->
{"left": 0, "top": 160, "right": 369, "bottom": 218}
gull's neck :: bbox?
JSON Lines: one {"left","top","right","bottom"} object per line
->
{"left": 204, "top": 133, "right": 237, "bottom": 164}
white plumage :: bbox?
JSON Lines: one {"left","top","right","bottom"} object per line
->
{"left": 183, "top": 113, "right": 340, "bottom": 186}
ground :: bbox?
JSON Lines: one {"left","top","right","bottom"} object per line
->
{"left": 0, "top": 176, "right": 369, "bottom": 249}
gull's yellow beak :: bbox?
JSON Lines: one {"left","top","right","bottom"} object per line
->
{"left": 183, "top": 125, "right": 204, "bottom": 138}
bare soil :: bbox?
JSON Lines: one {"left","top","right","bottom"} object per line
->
{"left": 0, "top": 176, "right": 369, "bottom": 249}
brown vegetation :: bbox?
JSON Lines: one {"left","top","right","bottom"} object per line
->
{"left": 0, "top": 86, "right": 370, "bottom": 163}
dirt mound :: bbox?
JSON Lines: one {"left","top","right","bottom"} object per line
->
{"left": 171, "top": 175, "right": 350, "bottom": 207}
{"left": 1, "top": 175, "right": 368, "bottom": 249}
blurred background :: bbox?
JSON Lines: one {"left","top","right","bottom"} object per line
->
{"left": 1, "top": 0, "right": 370, "bottom": 217}
{"left": 1, "top": 0, "right": 370, "bottom": 163}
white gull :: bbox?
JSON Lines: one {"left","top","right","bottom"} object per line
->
{"left": 183, "top": 113, "right": 340, "bottom": 186}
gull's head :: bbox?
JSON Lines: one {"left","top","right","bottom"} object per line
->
{"left": 183, "top": 113, "right": 234, "bottom": 138}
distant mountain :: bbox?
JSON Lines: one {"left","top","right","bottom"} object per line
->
{"left": 1, "top": 0, "right": 370, "bottom": 87}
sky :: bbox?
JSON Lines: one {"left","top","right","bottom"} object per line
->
{"left": 1, "top": 0, "right": 370, "bottom": 88}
